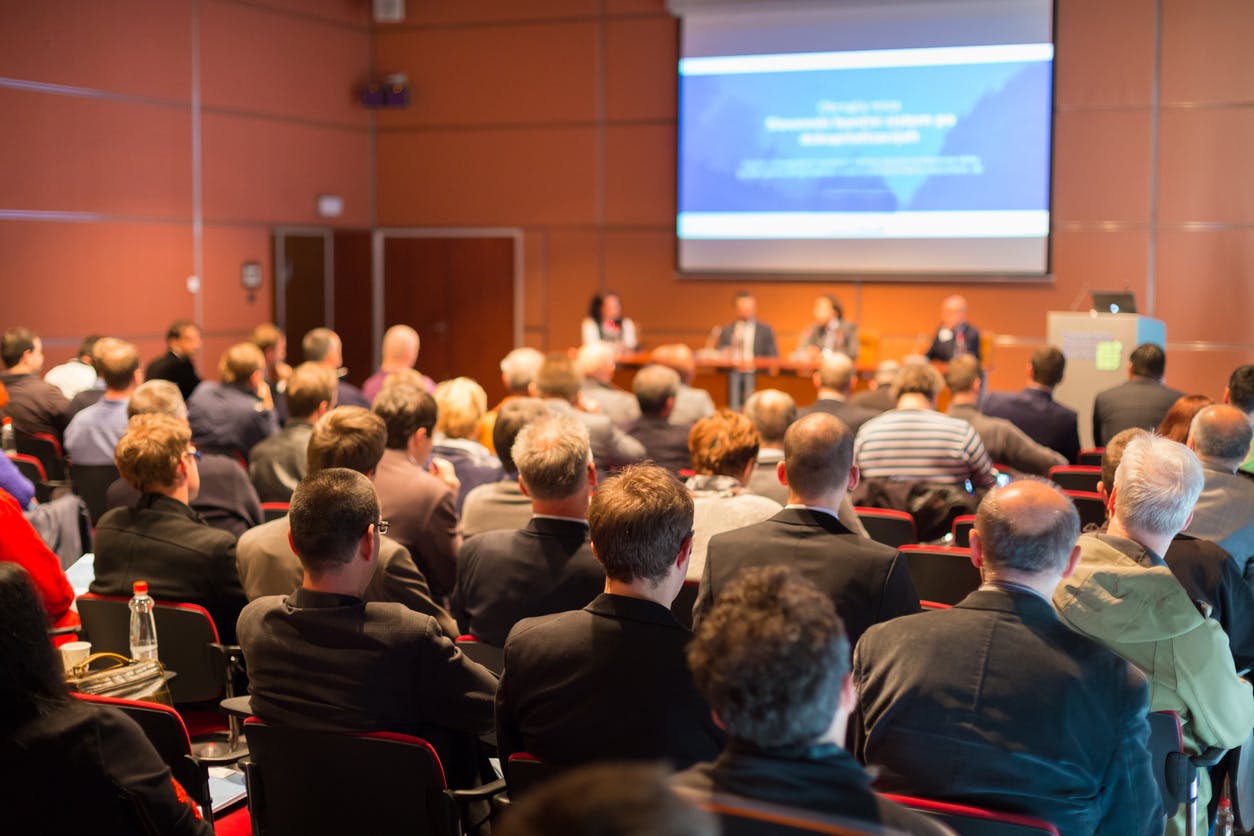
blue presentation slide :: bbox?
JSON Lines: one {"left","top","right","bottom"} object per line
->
{"left": 678, "top": 45, "right": 1053, "bottom": 240}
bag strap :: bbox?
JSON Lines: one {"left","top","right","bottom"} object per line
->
{"left": 69, "top": 651, "right": 135, "bottom": 679}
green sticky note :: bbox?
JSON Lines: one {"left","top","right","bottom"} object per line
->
{"left": 1095, "top": 340, "right": 1123, "bottom": 371}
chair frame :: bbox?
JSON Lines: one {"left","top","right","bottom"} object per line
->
{"left": 899, "top": 545, "right": 981, "bottom": 607}
{"left": 854, "top": 507, "right": 918, "bottom": 549}
{"left": 1047, "top": 465, "right": 1102, "bottom": 493}
{"left": 882, "top": 793, "right": 1060, "bottom": 835}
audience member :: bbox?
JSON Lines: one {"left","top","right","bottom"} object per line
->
{"left": 371, "top": 383, "right": 461, "bottom": 598}
{"left": 855, "top": 479, "right": 1159, "bottom": 835}
{"left": 144, "top": 319, "right": 202, "bottom": 402}
{"left": 684, "top": 410, "right": 780, "bottom": 581}
{"left": 1185, "top": 404, "right": 1254, "bottom": 572}
{"left": 0, "top": 492, "right": 77, "bottom": 633}
{"left": 90, "top": 413, "right": 247, "bottom": 641}
{"left": 944, "top": 355, "right": 1066, "bottom": 475}
{"left": 497, "top": 464, "right": 722, "bottom": 769}
{"left": 0, "top": 451, "right": 35, "bottom": 509}
{"left": 248, "top": 362, "right": 336, "bottom": 503}
{"left": 797, "top": 293, "right": 858, "bottom": 360}
{"left": 432, "top": 377, "right": 505, "bottom": 509}
{"left": 576, "top": 342, "right": 640, "bottom": 429}
{"left": 982, "top": 346, "right": 1081, "bottom": 463}
{"left": 236, "top": 468, "right": 496, "bottom": 788}
{"left": 1092, "top": 343, "right": 1183, "bottom": 446}
{"left": 0, "top": 326, "right": 69, "bottom": 440}
{"left": 251, "top": 323, "right": 292, "bottom": 393}
{"left": 361, "top": 324, "right": 434, "bottom": 403}
{"left": 186, "top": 342, "right": 278, "bottom": 460}
{"left": 650, "top": 343, "right": 715, "bottom": 426}
{"left": 107, "top": 380, "right": 263, "bottom": 538}
{"left": 302, "top": 327, "right": 370, "bottom": 408}
{"left": 581, "top": 291, "right": 639, "bottom": 354}
{"left": 502, "top": 763, "right": 716, "bottom": 836}
{"left": 235, "top": 406, "right": 457, "bottom": 635}
{"left": 532, "top": 352, "right": 643, "bottom": 475}
{"left": 1, "top": 563, "right": 212, "bottom": 836}
{"left": 924, "top": 294, "right": 981, "bottom": 362}
{"left": 1223, "top": 363, "right": 1254, "bottom": 475}
{"left": 1053, "top": 434, "right": 1253, "bottom": 834}
{"left": 63, "top": 338, "right": 139, "bottom": 466}
{"left": 42, "top": 334, "right": 100, "bottom": 399}
{"left": 1157, "top": 394, "right": 1212, "bottom": 443}
{"left": 695, "top": 413, "right": 918, "bottom": 643}
{"left": 461, "top": 398, "right": 550, "bottom": 537}
{"left": 1099, "top": 428, "right": 1254, "bottom": 673}
{"left": 802, "top": 352, "right": 878, "bottom": 435}
{"left": 741, "top": 389, "right": 796, "bottom": 503}
{"left": 855, "top": 363, "right": 996, "bottom": 489}
{"left": 848, "top": 359, "right": 901, "bottom": 414}
{"left": 625, "top": 364, "right": 692, "bottom": 475}
{"left": 453, "top": 415, "right": 605, "bottom": 646}
{"left": 482, "top": 347, "right": 545, "bottom": 454}
{"left": 673, "top": 567, "right": 946, "bottom": 835}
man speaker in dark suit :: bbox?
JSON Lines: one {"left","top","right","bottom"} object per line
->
{"left": 496, "top": 463, "right": 722, "bottom": 770}
{"left": 1092, "top": 342, "right": 1183, "bottom": 446}
{"left": 853, "top": 478, "right": 1160, "bottom": 835}
{"left": 924, "top": 294, "right": 981, "bottom": 363}
{"left": 713, "top": 292, "right": 778, "bottom": 410}
{"left": 693, "top": 412, "right": 919, "bottom": 647}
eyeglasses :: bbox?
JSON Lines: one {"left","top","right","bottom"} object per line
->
{"left": 375, "top": 519, "right": 390, "bottom": 536}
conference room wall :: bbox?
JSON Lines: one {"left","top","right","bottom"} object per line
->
{"left": 0, "top": 0, "right": 371, "bottom": 372}
{"left": 374, "top": 0, "right": 1254, "bottom": 400}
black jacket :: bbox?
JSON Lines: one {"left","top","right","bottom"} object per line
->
{"left": 626, "top": 415, "right": 694, "bottom": 475}
{"left": 982, "top": 387, "right": 1082, "bottom": 464}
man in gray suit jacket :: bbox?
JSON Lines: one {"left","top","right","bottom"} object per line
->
{"left": 576, "top": 343, "right": 639, "bottom": 430}
{"left": 1092, "top": 343, "right": 1183, "bottom": 446}
{"left": 533, "top": 353, "right": 643, "bottom": 477}
{"left": 1186, "top": 404, "right": 1254, "bottom": 575}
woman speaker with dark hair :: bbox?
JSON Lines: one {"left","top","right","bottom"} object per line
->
{"left": 581, "top": 291, "right": 639, "bottom": 353}
{"left": 0, "top": 563, "right": 212, "bottom": 835}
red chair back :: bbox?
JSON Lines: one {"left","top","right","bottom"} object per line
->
{"left": 260, "top": 502, "right": 289, "bottom": 522}
{"left": 1047, "top": 465, "right": 1101, "bottom": 493}
{"left": 951, "top": 514, "right": 976, "bottom": 548}
{"left": 899, "top": 545, "right": 980, "bottom": 607}
{"left": 1077, "top": 448, "right": 1105, "bottom": 467}
{"left": 881, "top": 794, "right": 1060, "bottom": 835}
{"left": 1063, "top": 491, "right": 1108, "bottom": 529}
{"left": 854, "top": 507, "right": 918, "bottom": 549}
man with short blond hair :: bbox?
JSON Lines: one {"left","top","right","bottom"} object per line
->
{"left": 91, "top": 413, "right": 246, "bottom": 640}
{"left": 187, "top": 342, "right": 278, "bottom": 459}
{"left": 248, "top": 362, "right": 337, "bottom": 503}
{"left": 64, "top": 338, "right": 141, "bottom": 466}
{"left": 361, "top": 324, "right": 434, "bottom": 403}
{"left": 497, "top": 463, "right": 722, "bottom": 769}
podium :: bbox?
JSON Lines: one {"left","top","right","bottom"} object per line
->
{"left": 1046, "top": 312, "right": 1166, "bottom": 450}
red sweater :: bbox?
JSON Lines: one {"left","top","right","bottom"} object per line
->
{"left": 0, "top": 491, "right": 79, "bottom": 637}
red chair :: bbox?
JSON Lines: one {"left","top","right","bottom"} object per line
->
{"left": 8, "top": 452, "right": 54, "bottom": 503}
{"left": 951, "top": 515, "right": 976, "bottom": 548}
{"left": 881, "top": 794, "right": 1060, "bottom": 835}
{"left": 260, "top": 501, "right": 289, "bottom": 522}
{"left": 242, "top": 719, "right": 504, "bottom": 836}
{"left": 505, "top": 752, "right": 564, "bottom": 798}
{"left": 1047, "top": 465, "right": 1101, "bottom": 493}
{"left": 854, "top": 507, "right": 918, "bottom": 549}
{"left": 454, "top": 634, "right": 504, "bottom": 676}
{"left": 16, "top": 429, "right": 66, "bottom": 481}
{"left": 1148, "top": 710, "right": 1227, "bottom": 836}
{"left": 1077, "top": 448, "right": 1105, "bottom": 467}
{"left": 899, "top": 545, "right": 981, "bottom": 607}
{"left": 1063, "top": 491, "right": 1108, "bottom": 530}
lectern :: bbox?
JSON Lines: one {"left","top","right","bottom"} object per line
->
{"left": 1046, "top": 312, "right": 1167, "bottom": 450}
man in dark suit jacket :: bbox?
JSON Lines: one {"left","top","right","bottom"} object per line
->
{"left": 801, "top": 353, "right": 879, "bottom": 436}
{"left": 186, "top": 342, "right": 279, "bottom": 460}
{"left": 673, "top": 567, "right": 947, "bottom": 835}
{"left": 301, "top": 327, "right": 370, "bottom": 409}
{"left": 982, "top": 345, "right": 1081, "bottom": 463}
{"left": 853, "top": 479, "right": 1160, "bottom": 836}
{"left": 924, "top": 295, "right": 981, "bottom": 362}
{"left": 1092, "top": 342, "right": 1183, "bottom": 446}
{"left": 497, "top": 464, "right": 723, "bottom": 770}
{"left": 237, "top": 468, "right": 496, "bottom": 788}
{"left": 625, "top": 364, "right": 693, "bottom": 475}
{"left": 454, "top": 414, "right": 606, "bottom": 646}
{"left": 714, "top": 292, "right": 779, "bottom": 410}
{"left": 694, "top": 412, "right": 919, "bottom": 646}
{"left": 144, "top": 320, "right": 202, "bottom": 402}
{"left": 90, "top": 413, "right": 247, "bottom": 642}
{"left": 249, "top": 362, "right": 335, "bottom": 503}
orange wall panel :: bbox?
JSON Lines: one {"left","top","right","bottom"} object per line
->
{"left": 1054, "top": 0, "right": 1155, "bottom": 108}
{"left": 374, "top": 23, "right": 597, "bottom": 128}
{"left": 236, "top": 0, "right": 370, "bottom": 28}
{"left": 200, "top": 1, "right": 370, "bottom": 126}
{"left": 603, "top": 124, "right": 674, "bottom": 225}
{"left": 375, "top": 127, "right": 597, "bottom": 226}
{"left": 605, "top": 15, "right": 677, "bottom": 121}
{"left": 0, "top": 88, "right": 192, "bottom": 217}
{"left": 201, "top": 113, "right": 371, "bottom": 225}
{"left": 393, "top": 0, "right": 597, "bottom": 27}
{"left": 0, "top": 0, "right": 192, "bottom": 100}
{"left": 1161, "top": 0, "right": 1254, "bottom": 103}
{"left": 1157, "top": 108, "right": 1254, "bottom": 224}
{"left": 544, "top": 229, "right": 603, "bottom": 349}
{"left": 1052, "top": 111, "right": 1153, "bottom": 223}
{"left": 1156, "top": 229, "right": 1254, "bottom": 345}
{"left": 200, "top": 225, "right": 275, "bottom": 338}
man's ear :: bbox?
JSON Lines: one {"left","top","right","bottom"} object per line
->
{"left": 676, "top": 535, "right": 693, "bottom": 572}
{"left": 847, "top": 463, "right": 860, "bottom": 493}
{"left": 586, "top": 460, "right": 598, "bottom": 489}
{"left": 287, "top": 529, "right": 298, "bottom": 557}
{"left": 1060, "top": 544, "right": 1082, "bottom": 579}
{"left": 776, "top": 459, "right": 788, "bottom": 487}
{"left": 968, "top": 528, "right": 985, "bottom": 571}
{"left": 517, "top": 475, "right": 531, "bottom": 498}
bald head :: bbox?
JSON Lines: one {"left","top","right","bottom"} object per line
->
{"left": 576, "top": 342, "right": 616, "bottom": 382}
{"left": 743, "top": 389, "right": 796, "bottom": 446}
{"left": 975, "top": 479, "right": 1080, "bottom": 576}
{"left": 381, "top": 325, "right": 419, "bottom": 367}
{"left": 1189, "top": 404, "right": 1254, "bottom": 470}
{"left": 940, "top": 295, "right": 969, "bottom": 329}
{"left": 783, "top": 413, "right": 855, "bottom": 501}
{"left": 651, "top": 343, "right": 696, "bottom": 384}
{"left": 815, "top": 353, "right": 856, "bottom": 393}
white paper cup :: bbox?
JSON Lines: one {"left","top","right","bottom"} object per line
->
{"left": 61, "top": 641, "right": 91, "bottom": 673}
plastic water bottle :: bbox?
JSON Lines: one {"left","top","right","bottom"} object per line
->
{"left": 1, "top": 417, "right": 14, "bottom": 453}
{"left": 1215, "top": 797, "right": 1235, "bottom": 836}
{"left": 129, "top": 580, "right": 159, "bottom": 661}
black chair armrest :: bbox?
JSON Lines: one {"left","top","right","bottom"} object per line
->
{"left": 450, "top": 777, "right": 507, "bottom": 804}
{"left": 1192, "top": 747, "right": 1227, "bottom": 769}
{"left": 48, "top": 625, "right": 81, "bottom": 637}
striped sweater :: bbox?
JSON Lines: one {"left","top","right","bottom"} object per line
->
{"left": 854, "top": 408, "right": 996, "bottom": 488}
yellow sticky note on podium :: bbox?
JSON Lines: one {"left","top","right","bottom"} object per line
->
{"left": 1095, "top": 340, "right": 1123, "bottom": 371}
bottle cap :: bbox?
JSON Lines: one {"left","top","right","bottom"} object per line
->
{"left": 133, "top": 580, "right": 148, "bottom": 595}
{"left": 1219, "top": 798, "right": 1232, "bottom": 809}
